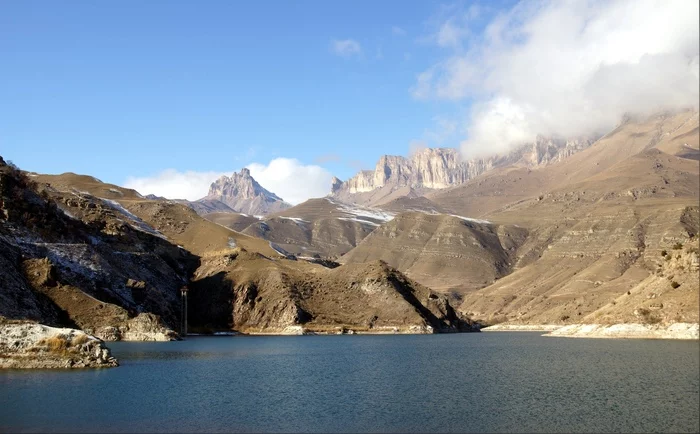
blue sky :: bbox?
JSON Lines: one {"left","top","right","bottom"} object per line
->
{"left": 2, "top": 0, "right": 697, "bottom": 202}
{"left": 0, "top": 1, "right": 494, "bottom": 192}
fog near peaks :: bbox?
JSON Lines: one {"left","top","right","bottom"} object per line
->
{"left": 413, "top": 0, "right": 700, "bottom": 159}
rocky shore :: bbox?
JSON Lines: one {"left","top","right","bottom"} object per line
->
{"left": 482, "top": 324, "right": 562, "bottom": 332}
{"left": 482, "top": 322, "right": 699, "bottom": 340}
{"left": 0, "top": 319, "right": 118, "bottom": 369}
{"left": 546, "top": 323, "right": 699, "bottom": 340}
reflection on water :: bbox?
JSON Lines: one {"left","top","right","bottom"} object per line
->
{"left": 1, "top": 333, "right": 698, "bottom": 433}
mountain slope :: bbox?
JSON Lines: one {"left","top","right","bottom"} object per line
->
{"left": 1, "top": 159, "right": 196, "bottom": 341}
{"left": 236, "top": 198, "right": 394, "bottom": 258}
{"left": 340, "top": 212, "right": 528, "bottom": 297}
{"left": 450, "top": 112, "right": 700, "bottom": 325}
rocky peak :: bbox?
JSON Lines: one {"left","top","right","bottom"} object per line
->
{"left": 330, "top": 176, "right": 343, "bottom": 194}
{"left": 208, "top": 169, "right": 281, "bottom": 202}
{"left": 200, "top": 168, "right": 290, "bottom": 215}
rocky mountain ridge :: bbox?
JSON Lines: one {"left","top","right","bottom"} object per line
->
{"left": 331, "top": 137, "right": 593, "bottom": 206}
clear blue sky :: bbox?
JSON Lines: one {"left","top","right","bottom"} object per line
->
{"left": 0, "top": 0, "right": 507, "bottom": 191}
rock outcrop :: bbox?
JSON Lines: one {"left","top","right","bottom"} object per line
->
{"left": 331, "top": 138, "right": 593, "bottom": 205}
{"left": 0, "top": 318, "right": 118, "bottom": 369}
{"left": 195, "top": 168, "right": 291, "bottom": 215}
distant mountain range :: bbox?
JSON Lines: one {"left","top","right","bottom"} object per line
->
{"left": 183, "top": 136, "right": 595, "bottom": 216}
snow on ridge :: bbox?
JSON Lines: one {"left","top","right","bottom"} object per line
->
{"left": 449, "top": 214, "right": 491, "bottom": 225}
{"left": 100, "top": 198, "right": 167, "bottom": 239}
{"left": 336, "top": 203, "right": 395, "bottom": 222}
{"left": 57, "top": 207, "right": 78, "bottom": 220}
{"left": 337, "top": 217, "right": 381, "bottom": 227}
{"left": 278, "top": 216, "right": 309, "bottom": 224}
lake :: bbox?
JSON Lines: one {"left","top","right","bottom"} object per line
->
{"left": 1, "top": 332, "right": 698, "bottom": 433}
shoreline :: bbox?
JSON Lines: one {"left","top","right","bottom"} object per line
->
{"left": 481, "top": 323, "right": 699, "bottom": 340}
{"left": 481, "top": 324, "right": 562, "bottom": 332}
{"left": 545, "top": 323, "right": 699, "bottom": 340}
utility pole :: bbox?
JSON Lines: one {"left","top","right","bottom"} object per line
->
{"left": 180, "top": 286, "right": 188, "bottom": 338}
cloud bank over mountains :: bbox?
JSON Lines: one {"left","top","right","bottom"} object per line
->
{"left": 413, "top": 0, "right": 700, "bottom": 159}
{"left": 124, "top": 158, "right": 333, "bottom": 204}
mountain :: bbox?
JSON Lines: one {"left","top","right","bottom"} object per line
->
{"left": 236, "top": 198, "right": 394, "bottom": 258}
{"left": 340, "top": 212, "right": 528, "bottom": 298}
{"left": 189, "top": 168, "right": 291, "bottom": 216}
{"left": 337, "top": 110, "right": 699, "bottom": 327}
{"left": 331, "top": 137, "right": 594, "bottom": 207}
{"left": 2, "top": 158, "right": 472, "bottom": 341}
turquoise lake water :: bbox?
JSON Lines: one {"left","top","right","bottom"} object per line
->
{"left": 1, "top": 332, "right": 698, "bottom": 433}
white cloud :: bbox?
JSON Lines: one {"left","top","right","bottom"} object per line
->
{"left": 123, "top": 159, "right": 334, "bottom": 205}
{"left": 413, "top": 0, "right": 700, "bottom": 159}
{"left": 331, "top": 39, "right": 362, "bottom": 57}
{"left": 124, "top": 169, "right": 225, "bottom": 201}
{"left": 247, "top": 158, "right": 334, "bottom": 205}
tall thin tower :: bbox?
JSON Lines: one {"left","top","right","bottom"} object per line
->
{"left": 180, "top": 286, "right": 188, "bottom": 337}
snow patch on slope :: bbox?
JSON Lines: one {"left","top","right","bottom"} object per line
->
{"left": 449, "top": 214, "right": 491, "bottom": 225}
{"left": 100, "top": 199, "right": 167, "bottom": 239}
{"left": 326, "top": 198, "right": 395, "bottom": 223}
{"left": 337, "top": 217, "right": 381, "bottom": 227}
{"left": 278, "top": 217, "right": 309, "bottom": 224}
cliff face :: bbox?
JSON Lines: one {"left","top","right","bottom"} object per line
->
{"left": 199, "top": 168, "right": 291, "bottom": 215}
{"left": 333, "top": 138, "right": 593, "bottom": 196}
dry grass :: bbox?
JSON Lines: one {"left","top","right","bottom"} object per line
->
{"left": 71, "top": 334, "right": 89, "bottom": 345}
{"left": 41, "top": 335, "right": 69, "bottom": 352}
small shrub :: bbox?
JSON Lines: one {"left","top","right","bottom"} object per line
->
{"left": 42, "top": 335, "right": 68, "bottom": 352}
{"left": 665, "top": 255, "right": 671, "bottom": 261}
{"left": 560, "top": 315, "right": 570, "bottom": 321}
{"left": 672, "top": 242, "right": 683, "bottom": 250}
{"left": 645, "top": 315, "right": 662, "bottom": 325}
{"left": 661, "top": 250, "right": 668, "bottom": 256}
{"left": 671, "top": 281, "right": 681, "bottom": 289}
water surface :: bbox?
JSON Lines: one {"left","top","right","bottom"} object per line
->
{"left": 1, "top": 333, "right": 698, "bottom": 433}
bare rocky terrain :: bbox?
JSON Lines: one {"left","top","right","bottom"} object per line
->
{"left": 340, "top": 212, "right": 528, "bottom": 297}
{"left": 0, "top": 317, "right": 118, "bottom": 368}
{"left": 236, "top": 198, "right": 394, "bottom": 258}
{"left": 1, "top": 161, "right": 195, "bottom": 342}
